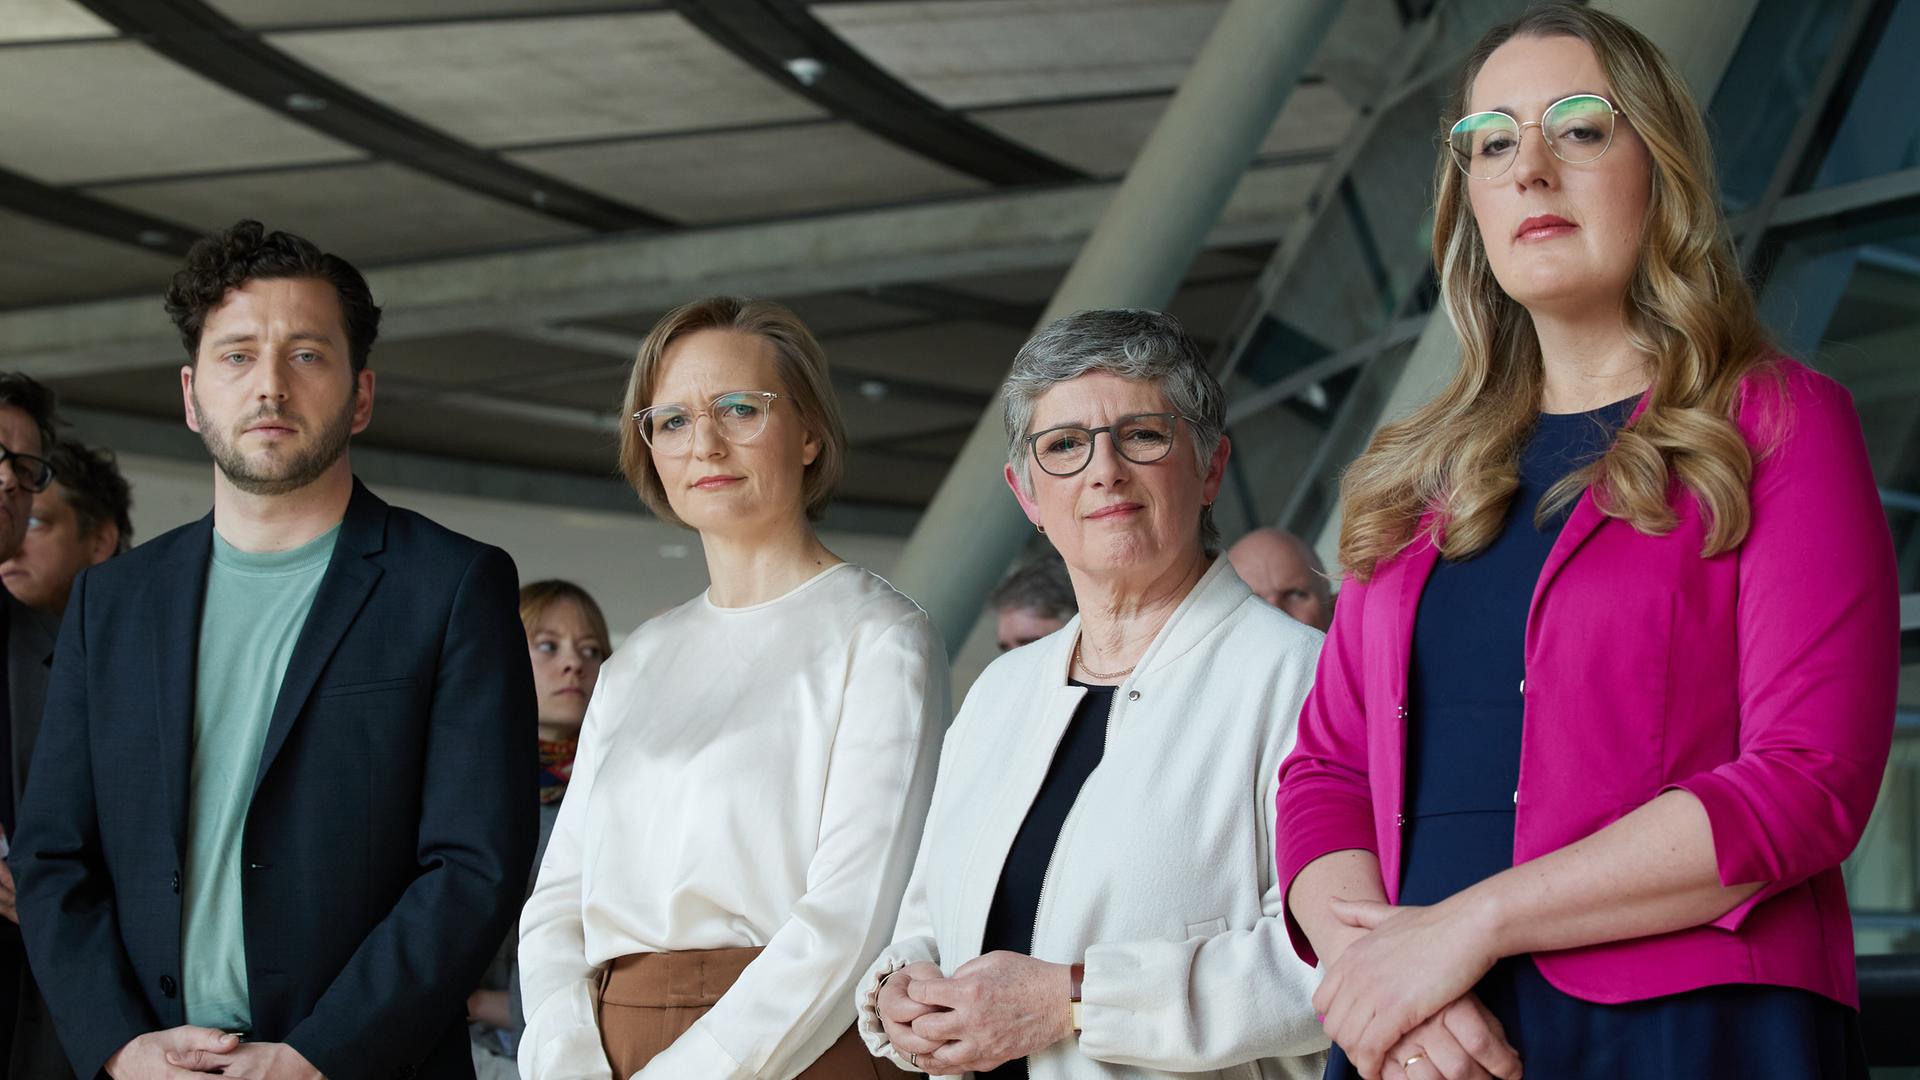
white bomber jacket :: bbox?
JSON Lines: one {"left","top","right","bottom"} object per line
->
{"left": 855, "top": 556, "right": 1329, "bottom": 1079}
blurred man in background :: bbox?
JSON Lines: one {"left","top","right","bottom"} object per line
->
{"left": 1226, "top": 526, "right": 1333, "bottom": 632}
{"left": 988, "top": 551, "right": 1077, "bottom": 651}
{"left": 2, "top": 440, "right": 133, "bottom": 618}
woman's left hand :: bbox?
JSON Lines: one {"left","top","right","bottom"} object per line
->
{"left": 1315, "top": 899, "right": 1502, "bottom": 1079}
{"left": 907, "top": 951, "right": 1073, "bottom": 1074}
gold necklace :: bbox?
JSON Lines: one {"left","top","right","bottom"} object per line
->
{"left": 1073, "top": 637, "right": 1135, "bottom": 681}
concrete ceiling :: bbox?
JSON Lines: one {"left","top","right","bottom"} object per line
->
{"left": 0, "top": 0, "right": 1400, "bottom": 522}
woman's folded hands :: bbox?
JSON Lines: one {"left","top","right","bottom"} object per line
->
{"left": 880, "top": 952, "right": 1075, "bottom": 1075}
{"left": 1317, "top": 899, "right": 1522, "bottom": 1080}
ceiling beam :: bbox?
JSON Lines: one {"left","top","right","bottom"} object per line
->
{"left": 665, "top": 0, "right": 1084, "bottom": 186}
{"left": 487, "top": 323, "right": 996, "bottom": 412}
{"left": 0, "top": 166, "right": 199, "bottom": 256}
{"left": 0, "top": 163, "right": 1313, "bottom": 376}
{"left": 77, "top": 0, "right": 674, "bottom": 233}
{"left": 860, "top": 284, "right": 1044, "bottom": 328}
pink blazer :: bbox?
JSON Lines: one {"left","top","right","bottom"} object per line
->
{"left": 1275, "top": 359, "right": 1899, "bottom": 1007}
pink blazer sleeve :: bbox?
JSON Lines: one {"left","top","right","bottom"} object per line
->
{"left": 1275, "top": 568, "right": 1381, "bottom": 966}
{"left": 1669, "top": 365, "right": 1899, "bottom": 930}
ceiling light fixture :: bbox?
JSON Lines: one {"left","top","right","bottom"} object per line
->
{"left": 284, "top": 92, "right": 328, "bottom": 112}
{"left": 785, "top": 57, "right": 825, "bottom": 87}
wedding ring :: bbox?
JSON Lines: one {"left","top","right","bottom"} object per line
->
{"left": 907, "top": 1052, "right": 919, "bottom": 1068}
{"left": 1403, "top": 1055, "right": 1426, "bottom": 1070}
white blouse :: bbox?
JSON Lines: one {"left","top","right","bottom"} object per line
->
{"left": 519, "top": 563, "right": 948, "bottom": 1080}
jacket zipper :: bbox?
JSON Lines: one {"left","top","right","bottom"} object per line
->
{"left": 1029, "top": 683, "right": 1123, "bottom": 957}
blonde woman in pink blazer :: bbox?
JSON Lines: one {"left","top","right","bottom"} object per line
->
{"left": 1275, "top": 7, "right": 1898, "bottom": 1080}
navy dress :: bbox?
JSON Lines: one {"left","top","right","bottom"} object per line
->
{"left": 1325, "top": 397, "right": 1867, "bottom": 1080}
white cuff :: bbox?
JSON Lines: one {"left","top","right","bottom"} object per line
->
{"left": 852, "top": 939, "right": 939, "bottom": 1070}
{"left": 632, "top": 1024, "right": 751, "bottom": 1080}
{"left": 519, "top": 977, "right": 615, "bottom": 1080}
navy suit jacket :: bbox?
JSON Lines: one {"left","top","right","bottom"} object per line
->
{"left": 13, "top": 480, "right": 537, "bottom": 1080}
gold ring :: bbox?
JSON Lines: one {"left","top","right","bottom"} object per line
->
{"left": 1403, "top": 1055, "right": 1426, "bottom": 1070}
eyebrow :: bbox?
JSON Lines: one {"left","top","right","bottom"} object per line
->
{"left": 1034, "top": 412, "right": 1164, "bottom": 429}
{"left": 1481, "top": 90, "right": 1608, "bottom": 115}
{"left": 207, "top": 330, "right": 337, "bottom": 349}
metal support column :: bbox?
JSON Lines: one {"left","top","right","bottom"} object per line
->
{"left": 887, "top": 0, "right": 1345, "bottom": 652}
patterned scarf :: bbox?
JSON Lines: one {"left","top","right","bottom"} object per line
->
{"left": 539, "top": 738, "right": 577, "bottom": 805}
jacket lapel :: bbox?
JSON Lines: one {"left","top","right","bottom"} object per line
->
{"left": 1390, "top": 521, "right": 1443, "bottom": 707}
{"left": 1526, "top": 389, "right": 1651, "bottom": 632}
{"left": 952, "top": 627, "right": 1083, "bottom": 962}
{"left": 1379, "top": 523, "right": 1441, "bottom": 900}
{"left": 1134, "top": 555, "right": 1249, "bottom": 679}
{"left": 150, "top": 515, "right": 215, "bottom": 860}
{"left": 249, "top": 481, "right": 388, "bottom": 801}
{"left": 1525, "top": 491, "right": 1607, "bottom": 637}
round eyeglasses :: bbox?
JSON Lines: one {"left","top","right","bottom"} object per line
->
{"left": 1447, "top": 93, "right": 1624, "bottom": 180}
{"left": 632, "top": 391, "right": 781, "bottom": 453}
{"left": 0, "top": 443, "right": 53, "bottom": 493}
{"left": 1025, "top": 413, "right": 1189, "bottom": 477}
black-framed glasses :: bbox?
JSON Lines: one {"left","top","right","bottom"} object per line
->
{"left": 0, "top": 443, "right": 53, "bottom": 493}
{"left": 632, "top": 390, "right": 781, "bottom": 453}
{"left": 1447, "top": 93, "right": 1625, "bottom": 180}
{"left": 1025, "top": 412, "right": 1189, "bottom": 477}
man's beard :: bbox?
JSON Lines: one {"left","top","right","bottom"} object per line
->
{"left": 193, "top": 388, "right": 356, "bottom": 497}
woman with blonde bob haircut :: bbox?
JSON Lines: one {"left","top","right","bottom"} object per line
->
{"left": 1277, "top": 6, "right": 1895, "bottom": 1080}
{"left": 617, "top": 296, "right": 848, "bottom": 526}
{"left": 520, "top": 296, "right": 946, "bottom": 1080}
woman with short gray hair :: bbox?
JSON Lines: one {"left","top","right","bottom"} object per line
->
{"left": 854, "top": 309, "right": 1329, "bottom": 1079}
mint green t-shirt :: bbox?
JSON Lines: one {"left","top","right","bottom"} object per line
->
{"left": 181, "top": 524, "right": 339, "bottom": 1031}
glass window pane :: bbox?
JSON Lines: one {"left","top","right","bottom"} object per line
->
{"left": 1812, "top": 0, "right": 1920, "bottom": 190}
{"left": 1707, "top": 0, "right": 1850, "bottom": 212}
{"left": 1760, "top": 210, "right": 1920, "bottom": 596}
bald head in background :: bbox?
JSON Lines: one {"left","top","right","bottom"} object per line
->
{"left": 1227, "top": 527, "right": 1332, "bottom": 632}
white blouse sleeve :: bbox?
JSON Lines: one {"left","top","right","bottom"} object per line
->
{"left": 637, "top": 613, "right": 948, "bottom": 1080}
{"left": 517, "top": 664, "right": 619, "bottom": 1080}
{"left": 854, "top": 705, "right": 983, "bottom": 1069}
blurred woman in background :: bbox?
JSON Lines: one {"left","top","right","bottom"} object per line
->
{"left": 470, "top": 580, "right": 610, "bottom": 1079}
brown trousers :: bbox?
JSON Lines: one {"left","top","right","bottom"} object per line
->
{"left": 597, "top": 946, "right": 907, "bottom": 1078}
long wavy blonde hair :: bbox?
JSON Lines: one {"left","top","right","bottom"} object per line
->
{"left": 1337, "top": 4, "right": 1774, "bottom": 581}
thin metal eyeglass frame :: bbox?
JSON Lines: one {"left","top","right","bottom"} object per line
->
{"left": 1446, "top": 93, "right": 1626, "bottom": 180}
{"left": 631, "top": 391, "right": 782, "bottom": 452}
{"left": 1024, "top": 412, "right": 1191, "bottom": 478}
{"left": 0, "top": 443, "right": 53, "bottom": 493}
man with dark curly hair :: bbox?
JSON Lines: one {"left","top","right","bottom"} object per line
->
{"left": 1, "top": 440, "right": 134, "bottom": 618}
{"left": 15, "top": 221, "right": 537, "bottom": 1080}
